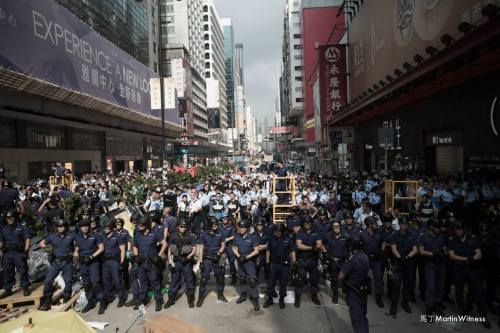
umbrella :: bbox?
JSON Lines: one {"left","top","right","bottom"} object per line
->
{"left": 1, "top": 310, "right": 96, "bottom": 333}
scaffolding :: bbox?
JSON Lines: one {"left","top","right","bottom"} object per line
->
{"left": 384, "top": 179, "right": 419, "bottom": 215}
{"left": 272, "top": 175, "right": 297, "bottom": 223}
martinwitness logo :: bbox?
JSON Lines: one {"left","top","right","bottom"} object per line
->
{"left": 420, "top": 314, "right": 487, "bottom": 324}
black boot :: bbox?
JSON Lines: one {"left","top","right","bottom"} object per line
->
{"left": 125, "top": 298, "right": 138, "bottom": 307}
{"left": 81, "top": 302, "right": 96, "bottom": 313}
{"left": 217, "top": 291, "right": 228, "bottom": 303}
{"left": 331, "top": 290, "right": 338, "bottom": 304}
{"left": 196, "top": 293, "right": 205, "bottom": 307}
{"left": 311, "top": 294, "right": 321, "bottom": 305}
{"left": 263, "top": 297, "right": 273, "bottom": 308}
{"left": 164, "top": 296, "right": 175, "bottom": 309}
{"left": 187, "top": 294, "right": 195, "bottom": 308}
{"left": 384, "top": 301, "right": 397, "bottom": 318}
{"left": 375, "top": 294, "right": 384, "bottom": 308}
{"left": 133, "top": 301, "right": 145, "bottom": 311}
{"left": 294, "top": 294, "right": 301, "bottom": 308}
{"left": 97, "top": 300, "right": 107, "bottom": 315}
{"left": 0, "top": 290, "right": 12, "bottom": 299}
{"left": 38, "top": 296, "right": 52, "bottom": 311}
{"left": 155, "top": 300, "right": 163, "bottom": 312}
{"left": 117, "top": 297, "right": 126, "bottom": 308}
{"left": 402, "top": 301, "right": 412, "bottom": 313}
{"left": 231, "top": 274, "right": 238, "bottom": 285}
{"left": 279, "top": 297, "right": 285, "bottom": 309}
{"left": 250, "top": 298, "right": 260, "bottom": 311}
{"left": 23, "top": 288, "right": 31, "bottom": 297}
{"left": 236, "top": 293, "right": 247, "bottom": 304}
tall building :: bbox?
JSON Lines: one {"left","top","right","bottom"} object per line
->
{"left": 161, "top": 0, "right": 204, "bottom": 76}
{"left": 160, "top": 0, "right": 208, "bottom": 142}
{"left": 235, "top": 43, "right": 245, "bottom": 86}
{"left": 221, "top": 18, "right": 236, "bottom": 129}
{"left": 204, "top": 0, "right": 228, "bottom": 143}
{"left": 281, "top": 0, "right": 304, "bottom": 125}
{"left": 55, "top": 0, "right": 150, "bottom": 66}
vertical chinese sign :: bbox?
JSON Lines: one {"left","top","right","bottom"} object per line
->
{"left": 318, "top": 45, "right": 348, "bottom": 123}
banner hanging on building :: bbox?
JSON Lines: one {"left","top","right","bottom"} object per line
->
{"left": 318, "top": 44, "right": 348, "bottom": 123}
{"left": 0, "top": 0, "right": 155, "bottom": 118}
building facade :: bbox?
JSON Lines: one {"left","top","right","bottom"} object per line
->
{"left": 332, "top": 0, "right": 500, "bottom": 177}
{"left": 203, "top": 0, "right": 228, "bottom": 144}
{"left": 221, "top": 18, "right": 236, "bottom": 129}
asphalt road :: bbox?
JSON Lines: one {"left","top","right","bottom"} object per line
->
{"left": 79, "top": 282, "right": 497, "bottom": 333}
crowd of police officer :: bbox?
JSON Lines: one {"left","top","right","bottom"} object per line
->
{"left": 0, "top": 171, "right": 499, "bottom": 332}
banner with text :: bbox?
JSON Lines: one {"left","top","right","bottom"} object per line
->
{"left": 0, "top": 0, "right": 156, "bottom": 118}
{"left": 318, "top": 44, "right": 348, "bottom": 123}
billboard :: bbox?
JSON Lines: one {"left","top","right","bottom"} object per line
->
{"left": 0, "top": 0, "right": 156, "bottom": 117}
{"left": 319, "top": 44, "right": 348, "bottom": 121}
{"left": 349, "top": 0, "right": 488, "bottom": 99}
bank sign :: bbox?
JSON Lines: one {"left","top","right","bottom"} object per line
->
{"left": 0, "top": 0, "right": 155, "bottom": 118}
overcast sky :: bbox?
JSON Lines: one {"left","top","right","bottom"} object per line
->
{"left": 215, "top": 0, "right": 284, "bottom": 125}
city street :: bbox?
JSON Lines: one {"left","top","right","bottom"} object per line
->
{"left": 80, "top": 282, "right": 494, "bottom": 333}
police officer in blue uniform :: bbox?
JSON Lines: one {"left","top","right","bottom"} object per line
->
{"left": 233, "top": 219, "right": 260, "bottom": 311}
{"left": 0, "top": 210, "right": 31, "bottom": 298}
{"left": 74, "top": 219, "right": 104, "bottom": 313}
{"left": 100, "top": 218, "right": 127, "bottom": 313}
{"left": 39, "top": 218, "right": 75, "bottom": 311}
{"left": 114, "top": 218, "right": 131, "bottom": 290}
{"left": 359, "top": 216, "right": 385, "bottom": 308}
{"left": 274, "top": 161, "right": 288, "bottom": 203}
{"left": 295, "top": 215, "right": 322, "bottom": 307}
{"left": 417, "top": 218, "right": 447, "bottom": 318}
{"left": 263, "top": 223, "right": 296, "bottom": 309}
{"left": 448, "top": 220, "right": 491, "bottom": 328}
{"left": 221, "top": 216, "right": 238, "bottom": 284}
{"left": 387, "top": 217, "right": 417, "bottom": 317}
{"left": 339, "top": 236, "right": 370, "bottom": 333}
{"left": 313, "top": 208, "right": 331, "bottom": 241}
{"left": 197, "top": 217, "right": 227, "bottom": 307}
{"left": 285, "top": 206, "right": 302, "bottom": 233}
{"left": 380, "top": 215, "right": 396, "bottom": 302}
{"left": 322, "top": 219, "right": 349, "bottom": 304}
{"left": 133, "top": 216, "right": 167, "bottom": 311}
{"left": 252, "top": 218, "right": 269, "bottom": 281}
{"left": 125, "top": 212, "right": 143, "bottom": 308}
{"left": 164, "top": 219, "right": 197, "bottom": 309}
{"left": 341, "top": 213, "right": 360, "bottom": 238}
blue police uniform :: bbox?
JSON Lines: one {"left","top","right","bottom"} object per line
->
{"left": 324, "top": 232, "right": 349, "bottom": 298}
{"left": 447, "top": 234, "right": 488, "bottom": 316}
{"left": 390, "top": 230, "right": 417, "bottom": 311}
{"left": 417, "top": 230, "right": 446, "bottom": 312}
{"left": 116, "top": 228, "right": 131, "bottom": 289}
{"left": 313, "top": 218, "right": 332, "bottom": 241}
{"left": 75, "top": 231, "right": 103, "bottom": 304}
{"left": 234, "top": 233, "right": 259, "bottom": 299}
{"left": 341, "top": 250, "right": 370, "bottom": 333}
{"left": 0, "top": 222, "right": 31, "bottom": 292}
{"left": 252, "top": 231, "right": 269, "bottom": 281}
{"left": 295, "top": 230, "right": 321, "bottom": 296}
{"left": 359, "top": 229, "right": 384, "bottom": 297}
{"left": 341, "top": 224, "right": 360, "bottom": 238}
{"left": 134, "top": 229, "right": 164, "bottom": 303}
{"left": 199, "top": 229, "right": 224, "bottom": 298}
{"left": 43, "top": 232, "right": 75, "bottom": 300}
{"left": 267, "top": 234, "right": 294, "bottom": 298}
{"left": 221, "top": 224, "right": 237, "bottom": 278}
{"left": 380, "top": 226, "right": 397, "bottom": 299}
{"left": 168, "top": 231, "right": 196, "bottom": 298}
{"left": 101, "top": 231, "right": 126, "bottom": 303}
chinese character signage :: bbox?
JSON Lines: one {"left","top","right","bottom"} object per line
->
{"left": 0, "top": 0, "right": 156, "bottom": 118}
{"left": 318, "top": 44, "right": 347, "bottom": 123}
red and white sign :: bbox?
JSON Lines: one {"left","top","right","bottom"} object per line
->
{"left": 270, "top": 126, "right": 292, "bottom": 134}
{"left": 319, "top": 44, "right": 348, "bottom": 123}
